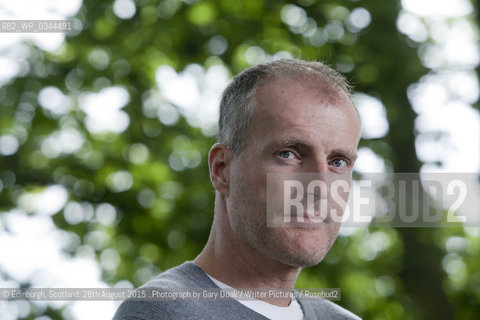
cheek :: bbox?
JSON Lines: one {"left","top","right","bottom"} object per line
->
{"left": 229, "top": 166, "right": 267, "bottom": 212}
{"left": 236, "top": 164, "right": 268, "bottom": 196}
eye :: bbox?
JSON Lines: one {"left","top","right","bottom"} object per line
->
{"left": 278, "top": 150, "right": 296, "bottom": 159}
{"left": 330, "top": 158, "right": 348, "bottom": 168}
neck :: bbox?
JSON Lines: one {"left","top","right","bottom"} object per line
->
{"left": 194, "top": 197, "right": 302, "bottom": 307}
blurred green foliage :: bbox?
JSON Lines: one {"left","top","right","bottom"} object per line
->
{"left": 0, "top": 0, "right": 479, "bottom": 319}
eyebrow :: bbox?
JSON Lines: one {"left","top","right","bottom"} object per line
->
{"left": 331, "top": 148, "right": 358, "bottom": 162}
{"left": 267, "top": 137, "right": 311, "bottom": 150}
{"left": 267, "top": 137, "right": 358, "bottom": 161}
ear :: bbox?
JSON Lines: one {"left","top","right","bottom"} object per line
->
{"left": 208, "top": 143, "right": 233, "bottom": 197}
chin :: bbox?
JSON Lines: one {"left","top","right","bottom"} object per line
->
{"left": 272, "top": 227, "right": 338, "bottom": 268}
{"left": 278, "top": 252, "right": 326, "bottom": 268}
{"left": 266, "top": 238, "right": 331, "bottom": 269}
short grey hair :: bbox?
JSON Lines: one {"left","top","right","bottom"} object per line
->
{"left": 218, "top": 59, "right": 352, "bottom": 155}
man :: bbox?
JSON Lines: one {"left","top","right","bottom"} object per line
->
{"left": 114, "top": 59, "right": 361, "bottom": 319}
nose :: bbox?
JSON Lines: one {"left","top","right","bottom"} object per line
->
{"left": 304, "top": 155, "right": 329, "bottom": 174}
{"left": 303, "top": 156, "right": 331, "bottom": 198}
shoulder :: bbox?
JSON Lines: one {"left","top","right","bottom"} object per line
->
{"left": 112, "top": 262, "right": 265, "bottom": 320}
{"left": 113, "top": 297, "right": 216, "bottom": 320}
{"left": 297, "top": 297, "right": 362, "bottom": 320}
{"left": 141, "top": 261, "right": 209, "bottom": 289}
{"left": 113, "top": 262, "right": 214, "bottom": 320}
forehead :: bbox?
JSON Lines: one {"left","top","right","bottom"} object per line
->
{"left": 260, "top": 73, "right": 348, "bottom": 103}
{"left": 254, "top": 76, "right": 356, "bottom": 123}
{"left": 245, "top": 76, "right": 360, "bottom": 149}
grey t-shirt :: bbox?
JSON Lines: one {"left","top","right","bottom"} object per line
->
{"left": 113, "top": 262, "right": 361, "bottom": 320}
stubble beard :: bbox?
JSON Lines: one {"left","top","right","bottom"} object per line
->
{"left": 228, "top": 172, "right": 340, "bottom": 269}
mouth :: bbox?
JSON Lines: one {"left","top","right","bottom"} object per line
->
{"left": 289, "top": 197, "right": 329, "bottom": 223}
{"left": 268, "top": 195, "right": 339, "bottom": 228}
{"left": 285, "top": 212, "right": 329, "bottom": 228}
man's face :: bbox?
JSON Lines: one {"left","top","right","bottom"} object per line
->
{"left": 225, "top": 77, "right": 360, "bottom": 268}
